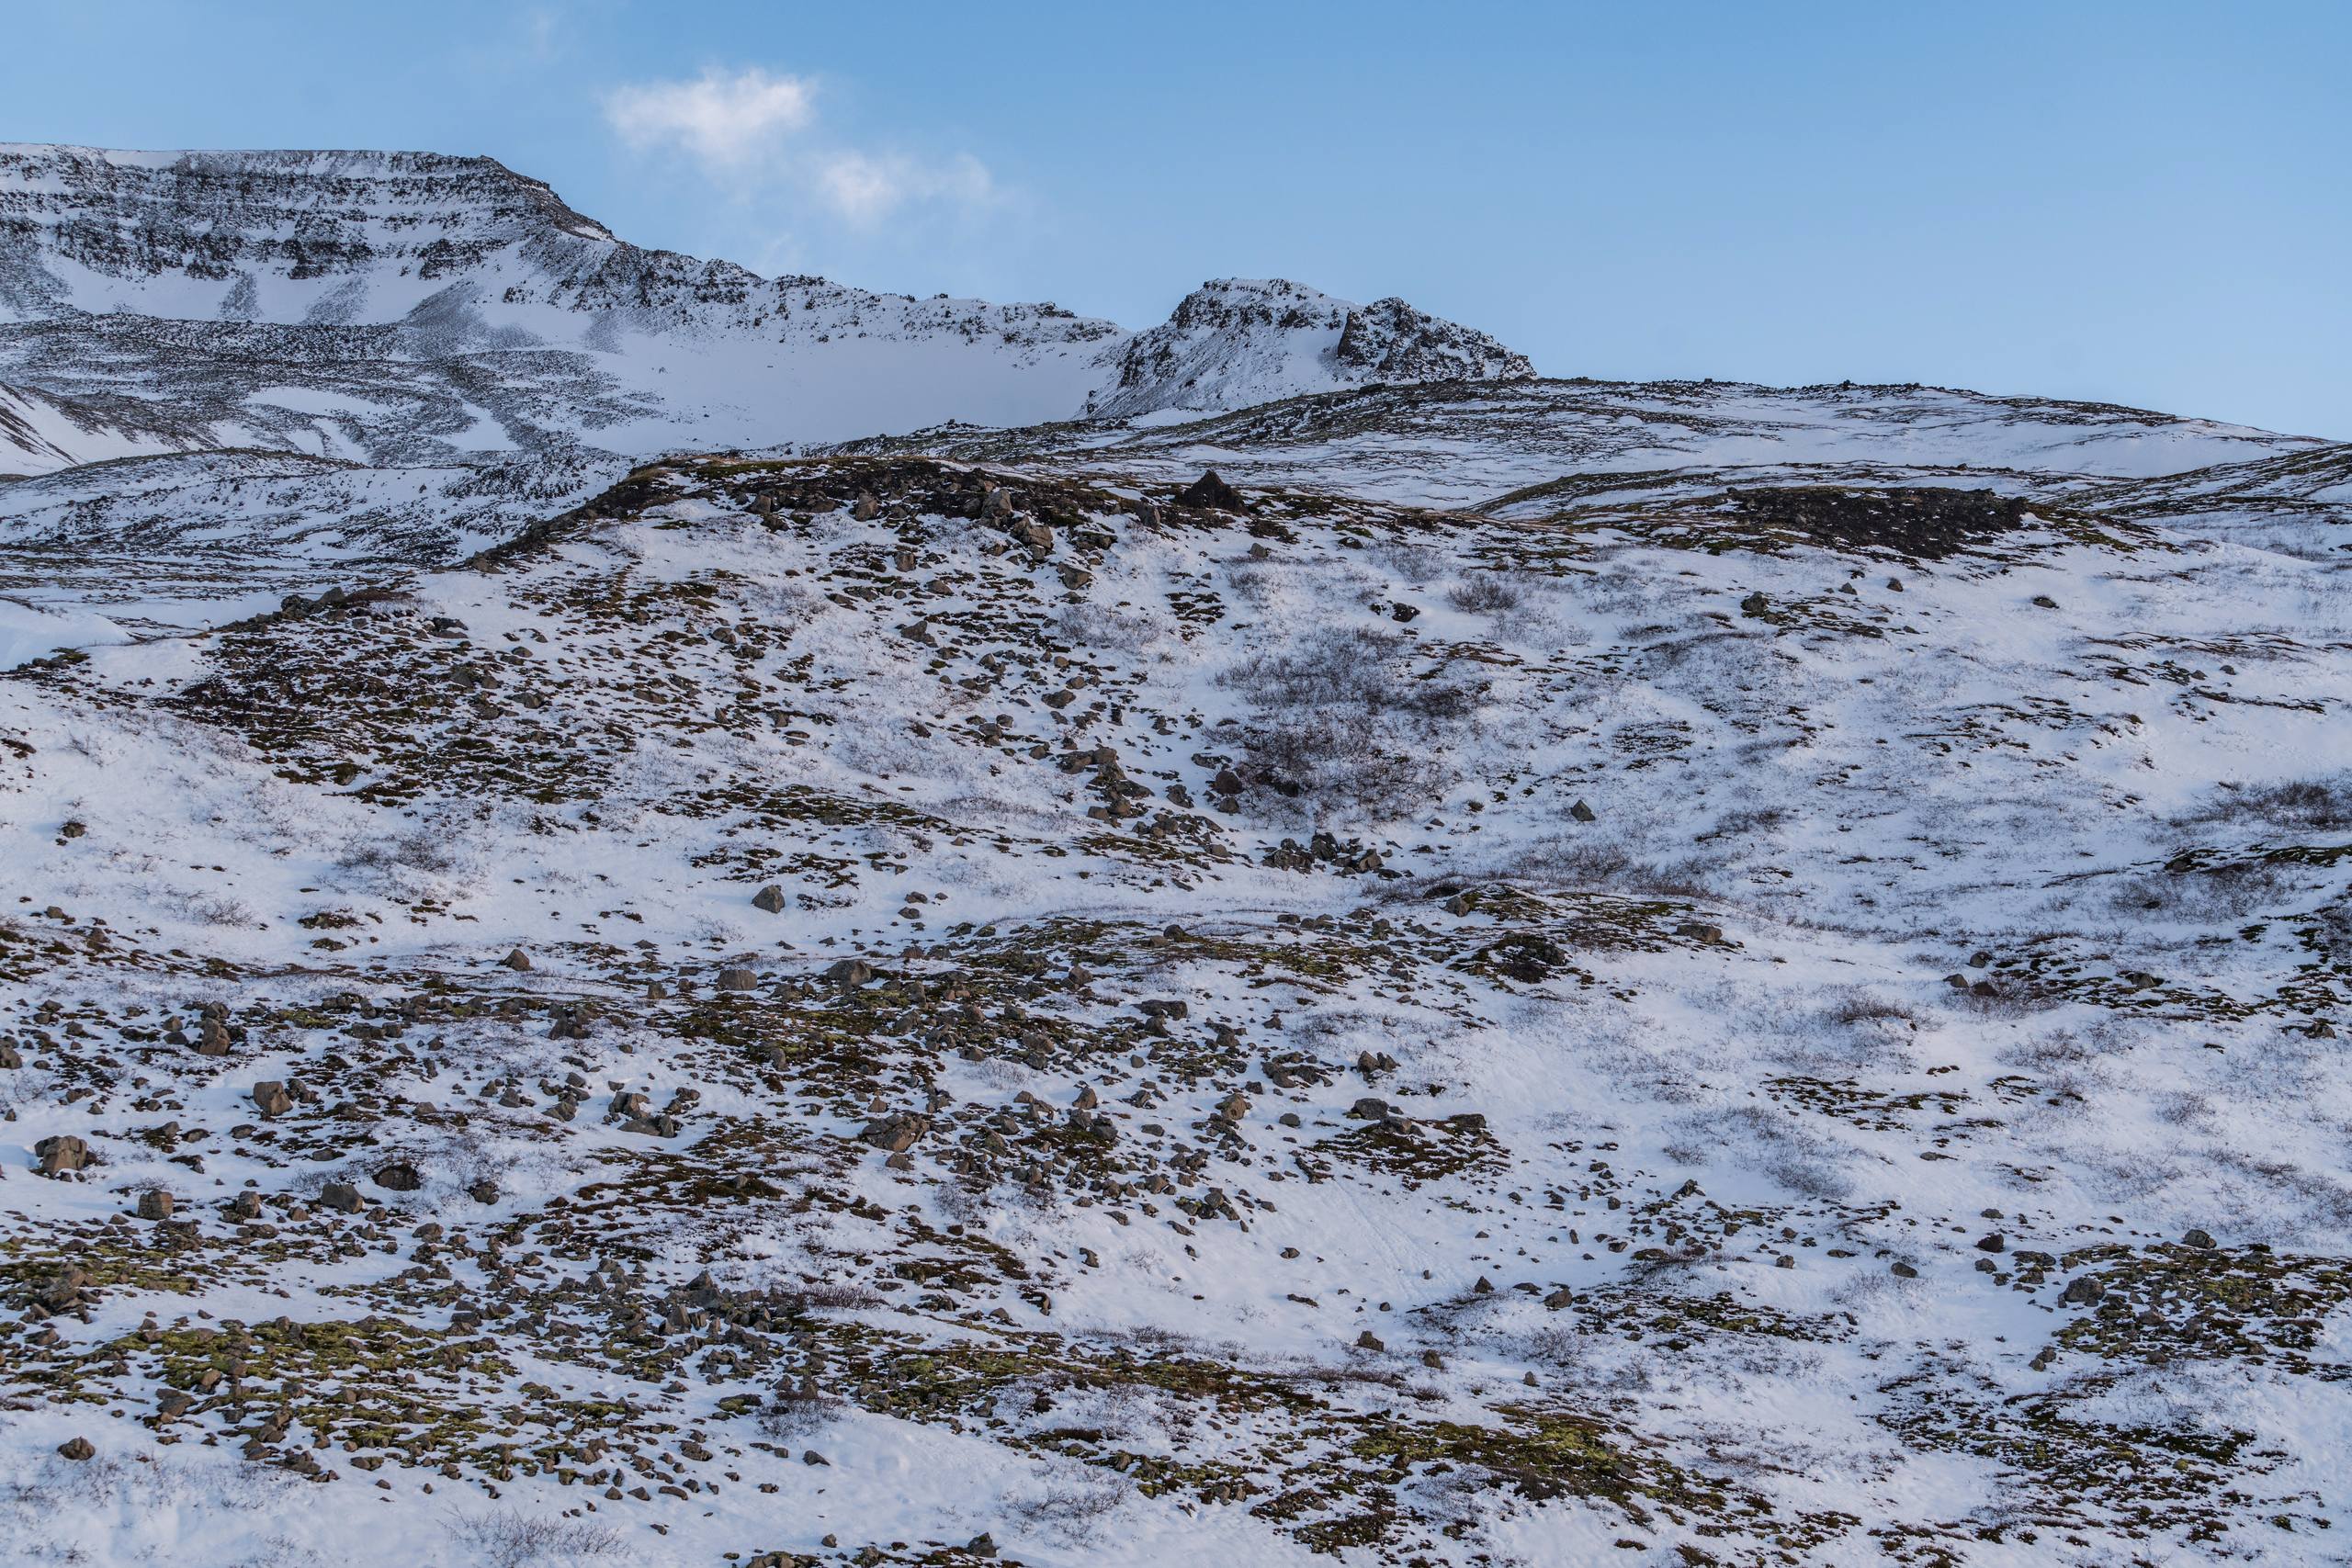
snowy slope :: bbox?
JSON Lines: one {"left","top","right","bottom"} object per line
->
{"left": 2, "top": 453, "right": 2347, "bottom": 1567}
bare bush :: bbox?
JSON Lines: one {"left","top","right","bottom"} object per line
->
{"left": 757, "top": 1378, "right": 844, "bottom": 1440}
{"left": 443, "top": 1512, "right": 623, "bottom": 1568}
{"left": 2188, "top": 776, "right": 2352, "bottom": 831}
{"left": 1446, "top": 573, "right": 1523, "bottom": 614}
{"left": 1828, "top": 991, "right": 1922, "bottom": 1027}
{"left": 337, "top": 829, "right": 459, "bottom": 875}
{"left": 1216, "top": 626, "right": 1481, "bottom": 820}
{"left": 784, "top": 1280, "right": 884, "bottom": 1313}
{"left": 1015, "top": 1472, "right": 1133, "bottom": 1536}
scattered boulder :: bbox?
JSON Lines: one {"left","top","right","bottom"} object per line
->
{"left": 135, "top": 1189, "right": 175, "bottom": 1221}
{"left": 716, "top": 966, "right": 760, "bottom": 992}
{"left": 858, "top": 1111, "right": 930, "bottom": 1154}
{"left": 56, "top": 1437, "right": 94, "bottom": 1461}
{"left": 252, "top": 1081, "right": 294, "bottom": 1117}
{"left": 319, "top": 1182, "right": 364, "bottom": 1214}
{"left": 33, "top": 1134, "right": 91, "bottom": 1177}
{"left": 752, "top": 885, "right": 786, "bottom": 914}
{"left": 500, "top": 949, "right": 532, "bottom": 972}
{"left": 372, "top": 1162, "right": 424, "bottom": 1192}
{"left": 1175, "top": 469, "right": 1248, "bottom": 511}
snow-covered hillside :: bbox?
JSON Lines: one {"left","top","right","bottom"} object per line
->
{"left": 3, "top": 141, "right": 2351, "bottom": 1568}
{"left": 5, "top": 439, "right": 2350, "bottom": 1568}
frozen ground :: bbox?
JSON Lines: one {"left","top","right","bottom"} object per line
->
{"left": 1, "top": 423, "right": 2347, "bottom": 1567}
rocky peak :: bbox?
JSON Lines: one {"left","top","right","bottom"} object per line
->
{"left": 1090, "top": 277, "right": 1532, "bottom": 419}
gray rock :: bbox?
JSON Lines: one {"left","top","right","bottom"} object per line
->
{"left": 33, "top": 1134, "right": 91, "bottom": 1177}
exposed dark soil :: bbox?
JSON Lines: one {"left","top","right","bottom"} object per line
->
{"left": 1724, "top": 484, "right": 2028, "bottom": 558}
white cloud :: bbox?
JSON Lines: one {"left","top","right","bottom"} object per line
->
{"left": 814, "top": 150, "right": 994, "bottom": 227}
{"left": 602, "top": 67, "right": 992, "bottom": 229}
{"left": 605, "top": 67, "right": 816, "bottom": 169}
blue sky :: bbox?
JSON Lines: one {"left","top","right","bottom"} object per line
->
{"left": 9, "top": 1, "right": 2348, "bottom": 436}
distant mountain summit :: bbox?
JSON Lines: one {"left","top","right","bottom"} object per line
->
{"left": 0, "top": 143, "right": 1532, "bottom": 474}
{"left": 1090, "top": 277, "right": 1532, "bottom": 418}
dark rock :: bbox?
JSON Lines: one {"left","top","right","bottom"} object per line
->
{"left": 319, "top": 1182, "right": 363, "bottom": 1214}
{"left": 1174, "top": 469, "right": 1247, "bottom": 511}
{"left": 858, "top": 1112, "right": 930, "bottom": 1154}
{"left": 752, "top": 885, "right": 786, "bottom": 913}
{"left": 135, "top": 1189, "right": 175, "bottom": 1221}
{"left": 56, "top": 1437, "right": 94, "bottom": 1461}
{"left": 372, "top": 1162, "right": 424, "bottom": 1192}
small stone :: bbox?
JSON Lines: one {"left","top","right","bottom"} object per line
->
{"left": 1354, "top": 1330, "right": 1385, "bottom": 1352}
{"left": 2183, "top": 1228, "right": 2217, "bottom": 1249}
{"left": 1568, "top": 799, "right": 1596, "bottom": 823}
{"left": 751, "top": 886, "right": 786, "bottom": 913}
{"left": 319, "top": 1182, "right": 363, "bottom": 1214}
{"left": 56, "top": 1437, "right": 95, "bottom": 1461}
{"left": 500, "top": 949, "right": 532, "bottom": 972}
{"left": 372, "top": 1162, "right": 424, "bottom": 1192}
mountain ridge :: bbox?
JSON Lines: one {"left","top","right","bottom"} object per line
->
{"left": 0, "top": 142, "right": 1532, "bottom": 478}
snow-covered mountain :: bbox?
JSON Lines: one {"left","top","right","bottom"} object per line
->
{"left": 1087, "top": 276, "right": 1533, "bottom": 419}
{"left": 0, "top": 144, "right": 1530, "bottom": 478}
